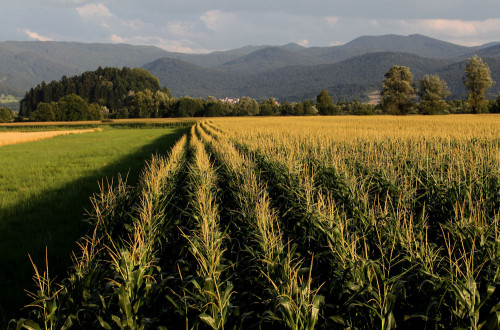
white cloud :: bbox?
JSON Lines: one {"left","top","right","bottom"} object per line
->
{"left": 200, "top": 10, "right": 236, "bottom": 31}
{"left": 166, "top": 20, "right": 196, "bottom": 37}
{"left": 326, "top": 16, "right": 340, "bottom": 26}
{"left": 157, "top": 39, "right": 210, "bottom": 53}
{"left": 21, "top": 29, "right": 53, "bottom": 41}
{"left": 109, "top": 34, "right": 210, "bottom": 53}
{"left": 399, "top": 18, "right": 500, "bottom": 37}
{"left": 4, "top": 2, "right": 500, "bottom": 53}
{"left": 76, "top": 3, "right": 113, "bottom": 22}
{"left": 46, "top": 0, "right": 86, "bottom": 4}
{"left": 121, "top": 19, "right": 145, "bottom": 31}
{"left": 445, "top": 39, "right": 485, "bottom": 47}
{"left": 110, "top": 34, "right": 125, "bottom": 43}
{"left": 297, "top": 39, "right": 309, "bottom": 47}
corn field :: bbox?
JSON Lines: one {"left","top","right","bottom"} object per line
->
{"left": 10, "top": 115, "right": 500, "bottom": 329}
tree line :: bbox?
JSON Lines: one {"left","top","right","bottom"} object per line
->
{"left": 5, "top": 55, "right": 499, "bottom": 123}
{"left": 24, "top": 93, "right": 385, "bottom": 121}
{"left": 381, "top": 55, "right": 497, "bottom": 115}
{"left": 19, "top": 67, "right": 169, "bottom": 119}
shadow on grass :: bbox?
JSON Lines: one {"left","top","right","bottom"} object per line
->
{"left": 0, "top": 127, "right": 189, "bottom": 324}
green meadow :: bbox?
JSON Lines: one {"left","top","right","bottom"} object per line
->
{"left": 0, "top": 126, "right": 187, "bottom": 322}
{"left": 0, "top": 95, "right": 20, "bottom": 104}
{"left": 0, "top": 95, "right": 21, "bottom": 111}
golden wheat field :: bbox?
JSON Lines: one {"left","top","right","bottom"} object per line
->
{"left": 9, "top": 115, "right": 500, "bottom": 329}
{"left": 0, "top": 129, "right": 96, "bottom": 147}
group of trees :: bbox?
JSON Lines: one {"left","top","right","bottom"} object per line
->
{"left": 29, "top": 95, "right": 105, "bottom": 122}
{"left": 4, "top": 55, "right": 497, "bottom": 122}
{"left": 316, "top": 90, "right": 376, "bottom": 115}
{"left": 28, "top": 93, "right": 323, "bottom": 121}
{"left": 20, "top": 67, "right": 169, "bottom": 118}
{"left": 491, "top": 94, "right": 500, "bottom": 113}
{"left": 0, "top": 107, "right": 15, "bottom": 123}
{"left": 131, "top": 95, "right": 319, "bottom": 118}
{"left": 382, "top": 55, "right": 495, "bottom": 115}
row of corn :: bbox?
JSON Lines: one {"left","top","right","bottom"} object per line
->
{"left": 10, "top": 116, "right": 500, "bottom": 329}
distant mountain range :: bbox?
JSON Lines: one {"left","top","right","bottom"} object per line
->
{"left": 1, "top": 34, "right": 499, "bottom": 101}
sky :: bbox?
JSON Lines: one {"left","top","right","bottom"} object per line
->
{"left": 1, "top": 0, "right": 500, "bottom": 53}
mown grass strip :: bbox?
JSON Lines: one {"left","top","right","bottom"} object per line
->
{"left": 0, "top": 129, "right": 96, "bottom": 146}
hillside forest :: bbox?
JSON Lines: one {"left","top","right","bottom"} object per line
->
{"left": 15, "top": 56, "right": 500, "bottom": 122}
{"left": 2, "top": 35, "right": 500, "bottom": 105}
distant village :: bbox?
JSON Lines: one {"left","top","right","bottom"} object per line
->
{"left": 219, "top": 97, "right": 280, "bottom": 105}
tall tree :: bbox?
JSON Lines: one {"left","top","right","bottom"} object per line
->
{"left": 382, "top": 66, "right": 416, "bottom": 115}
{"left": 174, "top": 97, "right": 204, "bottom": 117}
{"left": 490, "top": 93, "right": 500, "bottom": 113}
{"left": 463, "top": 55, "right": 494, "bottom": 113}
{"left": 418, "top": 74, "right": 451, "bottom": 115}
{"left": 234, "top": 97, "right": 259, "bottom": 116}
{"left": 30, "top": 102, "right": 56, "bottom": 122}
{"left": 203, "top": 96, "right": 226, "bottom": 117}
{"left": 0, "top": 107, "right": 14, "bottom": 123}
{"left": 126, "top": 89, "right": 157, "bottom": 118}
{"left": 58, "top": 94, "right": 89, "bottom": 121}
{"left": 259, "top": 98, "right": 280, "bottom": 116}
{"left": 88, "top": 103, "right": 103, "bottom": 120}
{"left": 316, "top": 90, "right": 339, "bottom": 115}
{"left": 279, "top": 101, "right": 295, "bottom": 116}
{"left": 302, "top": 100, "right": 318, "bottom": 115}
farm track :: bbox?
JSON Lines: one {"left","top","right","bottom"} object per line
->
{"left": 9, "top": 118, "right": 500, "bottom": 329}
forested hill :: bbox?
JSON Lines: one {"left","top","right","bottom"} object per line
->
{"left": 219, "top": 47, "right": 327, "bottom": 73}
{"left": 20, "top": 67, "right": 168, "bottom": 117}
{"left": 142, "top": 57, "right": 246, "bottom": 98}
{"left": 316, "top": 34, "right": 472, "bottom": 61}
{"left": 0, "top": 41, "right": 172, "bottom": 96}
{"left": 2, "top": 34, "right": 500, "bottom": 102}
{"left": 143, "top": 52, "right": 500, "bottom": 101}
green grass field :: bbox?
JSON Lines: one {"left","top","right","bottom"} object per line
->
{"left": 0, "top": 95, "right": 21, "bottom": 111}
{"left": 0, "top": 126, "right": 188, "bottom": 322}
